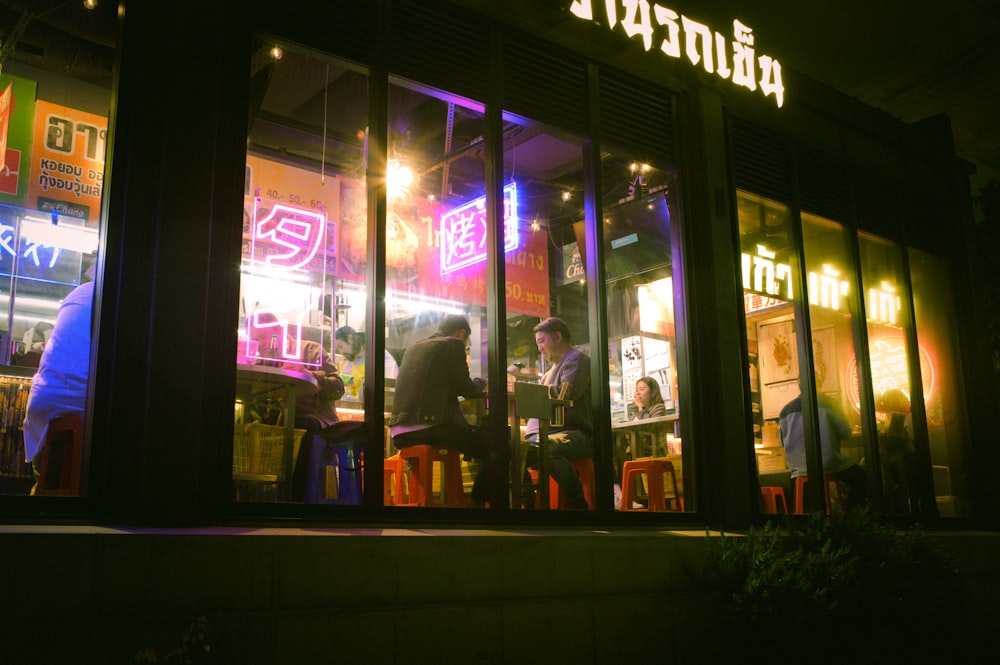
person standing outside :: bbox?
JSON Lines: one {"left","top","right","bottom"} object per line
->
{"left": 389, "top": 314, "right": 504, "bottom": 508}
{"left": 524, "top": 317, "right": 593, "bottom": 510}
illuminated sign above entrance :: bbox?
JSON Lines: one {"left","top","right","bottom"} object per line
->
{"left": 569, "top": 1, "right": 785, "bottom": 107}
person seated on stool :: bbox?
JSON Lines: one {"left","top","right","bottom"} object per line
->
{"left": 334, "top": 325, "right": 399, "bottom": 401}
{"left": 630, "top": 376, "right": 667, "bottom": 421}
{"left": 23, "top": 268, "right": 95, "bottom": 494}
{"left": 779, "top": 362, "right": 867, "bottom": 512}
{"left": 249, "top": 313, "right": 348, "bottom": 501}
{"left": 523, "top": 317, "right": 593, "bottom": 510}
{"left": 389, "top": 314, "right": 505, "bottom": 508}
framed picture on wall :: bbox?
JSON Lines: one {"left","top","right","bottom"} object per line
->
{"left": 758, "top": 319, "right": 798, "bottom": 385}
{"left": 811, "top": 327, "right": 839, "bottom": 394}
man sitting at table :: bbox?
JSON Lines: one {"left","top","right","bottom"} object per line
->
{"left": 523, "top": 317, "right": 593, "bottom": 510}
{"left": 389, "top": 314, "right": 505, "bottom": 508}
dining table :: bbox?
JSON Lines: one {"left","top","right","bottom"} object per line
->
{"left": 611, "top": 414, "right": 679, "bottom": 481}
{"left": 234, "top": 364, "right": 318, "bottom": 487}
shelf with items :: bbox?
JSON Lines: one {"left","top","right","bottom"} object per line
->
{"left": 0, "top": 371, "right": 33, "bottom": 482}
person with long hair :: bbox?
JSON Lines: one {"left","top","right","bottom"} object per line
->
{"left": 630, "top": 376, "right": 667, "bottom": 421}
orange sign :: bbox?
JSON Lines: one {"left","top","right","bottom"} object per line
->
{"left": 26, "top": 100, "right": 106, "bottom": 225}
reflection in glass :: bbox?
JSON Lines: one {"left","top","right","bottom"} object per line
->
{"left": 909, "top": 247, "right": 967, "bottom": 517}
{"left": 859, "top": 232, "right": 918, "bottom": 516}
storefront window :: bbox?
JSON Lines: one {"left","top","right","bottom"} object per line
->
{"left": 382, "top": 81, "right": 489, "bottom": 508}
{"left": 858, "top": 232, "right": 920, "bottom": 516}
{"left": 908, "top": 248, "right": 968, "bottom": 517}
{"left": 502, "top": 118, "right": 592, "bottom": 511}
{"left": 800, "top": 213, "right": 869, "bottom": 513}
{"left": 739, "top": 193, "right": 868, "bottom": 515}
{"left": 236, "top": 45, "right": 368, "bottom": 503}
{"left": 0, "top": 1, "right": 113, "bottom": 497}
{"left": 602, "top": 154, "right": 687, "bottom": 512}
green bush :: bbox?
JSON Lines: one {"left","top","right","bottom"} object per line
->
{"left": 695, "top": 509, "right": 967, "bottom": 662}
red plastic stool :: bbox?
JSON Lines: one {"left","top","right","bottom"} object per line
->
{"left": 35, "top": 413, "right": 85, "bottom": 496}
{"left": 793, "top": 474, "right": 845, "bottom": 514}
{"left": 384, "top": 455, "right": 404, "bottom": 506}
{"left": 397, "top": 445, "right": 465, "bottom": 507}
{"left": 529, "top": 457, "right": 596, "bottom": 510}
{"left": 760, "top": 486, "right": 788, "bottom": 514}
{"left": 621, "top": 458, "right": 681, "bottom": 511}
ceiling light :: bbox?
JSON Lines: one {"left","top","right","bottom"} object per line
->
{"left": 83, "top": 0, "right": 98, "bottom": 9}
{"left": 269, "top": 45, "right": 283, "bottom": 61}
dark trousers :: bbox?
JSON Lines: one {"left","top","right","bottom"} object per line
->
{"left": 393, "top": 423, "right": 508, "bottom": 505}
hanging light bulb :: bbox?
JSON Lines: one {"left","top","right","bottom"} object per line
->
{"left": 269, "top": 45, "right": 283, "bottom": 61}
{"left": 83, "top": 0, "right": 98, "bottom": 9}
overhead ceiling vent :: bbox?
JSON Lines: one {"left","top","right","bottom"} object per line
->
{"left": 503, "top": 33, "right": 587, "bottom": 135}
{"left": 388, "top": 0, "right": 490, "bottom": 102}
{"left": 796, "top": 147, "right": 851, "bottom": 223}
{"left": 599, "top": 68, "right": 676, "bottom": 163}
{"left": 731, "top": 119, "right": 791, "bottom": 203}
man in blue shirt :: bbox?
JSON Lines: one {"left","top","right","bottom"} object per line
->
{"left": 779, "top": 366, "right": 867, "bottom": 512}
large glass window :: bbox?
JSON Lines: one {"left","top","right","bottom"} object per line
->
{"left": 382, "top": 81, "right": 490, "bottom": 508}
{"left": 502, "top": 118, "right": 592, "bottom": 511}
{"left": 739, "top": 193, "right": 868, "bottom": 515}
{"left": 236, "top": 44, "right": 368, "bottom": 503}
{"left": 908, "top": 248, "right": 969, "bottom": 517}
{"left": 859, "top": 232, "right": 923, "bottom": 517}
{"left": 0, "top": 0, "right": 113, "bottom": 497}
{"left": 602, "top": 154, "right": 688, "bottom": 513}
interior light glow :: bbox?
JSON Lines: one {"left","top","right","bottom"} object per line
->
{"left": 19, "top": 216, "right": 99, "bottom": 254}
{"left": 269, "top": 45, "right": 283, "bottom": 60}
{"left": 387, "top": 160, "right": 414, "bottom": 199}
{"left": 83, "top": 0, "right": 98, "bottom": 9}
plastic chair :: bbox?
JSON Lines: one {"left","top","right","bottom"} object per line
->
{"left": 528, "top": 457, "right": 596, "bottom": 510}
{"left": 34, "top": 413, "right": 84, "bottom": 496}
{"left": 793, "top": 474, "right": 845, "bottom": 514}
{"left": 621, "top": 457, "right": 682, "bottom": 511}
{"left": 396, "top": 444, "right": 466, "bottom": 507}
{"left": 384, "top": 455, "right": 404, "bottom": 506}
{"left": 760, "top": 485, "right": 788, "bottom": 514}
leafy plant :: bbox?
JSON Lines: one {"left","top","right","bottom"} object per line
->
{"left": 134, "top": 616, "right": 215, "bottom": 664}
{"left": 694, "top": 509, "right": 967, "bottom": 662}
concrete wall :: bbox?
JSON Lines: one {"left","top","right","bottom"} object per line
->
{"left": 2, "top": 526, "right": 997, "bottom": 663}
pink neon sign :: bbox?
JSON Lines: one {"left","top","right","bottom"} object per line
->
{"left": 440, "top": 182, "right": 519, "bottom": 274}
{"left": 253, "top": 203, "right": 326, "bottom": 271}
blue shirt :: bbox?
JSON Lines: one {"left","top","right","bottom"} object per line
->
{"left": 778, "top": 392, "right": 853, "bottom": 478}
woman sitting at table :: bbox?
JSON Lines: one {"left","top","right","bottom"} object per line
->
{"left": 630, "top": 376, "right": 667, "bottom": 421}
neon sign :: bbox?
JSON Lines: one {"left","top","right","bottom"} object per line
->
{"left": 252, "top": 202, "right": 326, "bottom": 271}
{"left": 742, "top": 244, "right": 792, "bottom": 300}
{"left": 569, "top": 1, "right": 785, "bottom": 107}
{"left": 867, "top": 281, "right": 901, "bottom": 326}
{"left": 809, "top": 264, "right": 850, "bottom": 311}
{"left": 846, "top": 336, "right": 934, "bottom": 417}
{"left": 440, "top": 182, "right": 519, "bottom": 274}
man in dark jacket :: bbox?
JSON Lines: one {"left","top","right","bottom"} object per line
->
{"left": 389, "top": 314, "right": 504, "bottom": 507}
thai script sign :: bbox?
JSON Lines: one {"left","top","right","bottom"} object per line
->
{"left": 569, "top": 1, "right": 785, "bottom": 107}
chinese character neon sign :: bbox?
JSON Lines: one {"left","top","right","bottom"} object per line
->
{"left": 440, "top": 182, "right": 519, "bottom": 274}
{"left": 569, "top": 1, "right": 784, "bottom": 107}
{"left": 253, "top": 203, "right": 326, "bottom": 271}
{"left": 867, "top": 281, "right": 901, "bottom": 326}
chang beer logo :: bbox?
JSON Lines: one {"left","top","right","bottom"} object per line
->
{"left": 569, "top": 1, "right": 785, "bottom": 107}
